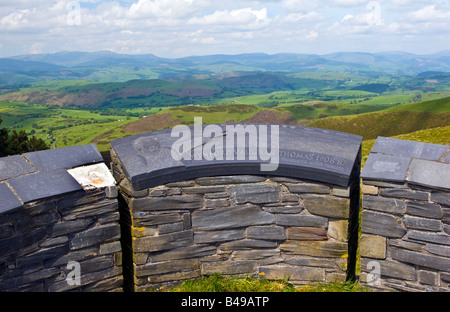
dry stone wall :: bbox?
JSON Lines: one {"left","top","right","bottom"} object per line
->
{"left": 110, "top": 124, "right": 362, "bottom": 292}
{"left": 117, "top": 174, "right": 357, "bottom": 291}
{"left": 2, "top": 126, "right": 449, "bottom": 293}
{"left": 360, "top": 137, "right": 450, "bottom": 291}
{"left": 0, "top": 145, "right": 123, "bottom": 292}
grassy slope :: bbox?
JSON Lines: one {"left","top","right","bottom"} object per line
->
{"left": 91, "top": 104, "right": 264, "bottom": 151}
{"left": 307, "top": 96, "right": 450, "bottom": 140}
{"left": 2, "top": 92, "right": 449, "bottom": 153}
{"left": 0, "top": 101, "right": 138, "bottom": 150}
{"left": 277, "top": 101, "right": 392, "bottom": 123}
{"left": 89, "top": 96, "right": 450, "bottom": 152}
{"left": 0, "top": 79, "right": 220, "bottom": 108}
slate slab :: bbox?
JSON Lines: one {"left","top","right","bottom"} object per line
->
{"left": 259, "top": 265, "right": 325, "bottom": 281}
{"left": 133, "top": 230, "right": 194, "bottom": 253}
{"left": 361, "top": 153, "right": 411, "bottom": 182}
{"left": 191, "top": 204, "right": 275, "bottom": 231}
{"left": 8, "top": 170, "right": 83, "bottom": 203}
{"left": 371, "top": 137, "right": 448, "bottom": 161}
{"left": 110, "top": 124, "right": 362, "bottom": 190}
{"left": 0, "top": 183, "right": 23, "bottom": 213}
{"left": 406, "top": 201, "right": 443, "bottom": 219}
{"left": 362, "top": 210, "right": 406, "bottom": 238}
{"left": 229, "top": 183, "right": 279, "bottom": 204}
{"left": 360, "top": 258, "right": 416, "bottom": 281}
{"left": 0, "top": 155, "right": 36, "bottom": 181}
{"left": 390, "top": 247, "right": 450, "bottom": 272}
{"left": 23, "top": 144, "right": 103, "bottom": 171}
{"left": 280, "top": 240, "right": 347, "bottom": 257}
{"left": 407, "top": 159, "right": 450, "bottom": 190}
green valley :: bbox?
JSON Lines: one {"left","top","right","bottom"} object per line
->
{"left": 0, "top": 51, "right": 449, "bottom": 159}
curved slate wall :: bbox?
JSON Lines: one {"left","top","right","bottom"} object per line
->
{"left": 110, "top": 124, "right": 362, "bottom": 291}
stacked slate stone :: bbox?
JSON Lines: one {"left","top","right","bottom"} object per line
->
{"left": 117, "top": 174, "right": 354, "bottom": 291}
{"left": 360, "top": 137, "right": 450, "bottom": 291}
{"left": 0, "top": 145, "right": 122, "bottom": 292}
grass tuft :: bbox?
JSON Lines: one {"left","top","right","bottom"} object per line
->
{"left": 160, "top": 274, "right": 368, "bottom": 293}
{"left": 296, "top": 281, "right": 370, "bottom": 292}
{"left": 167, "top": 274, "right": 296, "bottom": 292}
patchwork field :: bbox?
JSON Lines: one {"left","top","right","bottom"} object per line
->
{"left": 1, "top": 63, "right": 449, "bottom": 157}
{"left": 1, "top": 93, "right": 449, "bottom": 154}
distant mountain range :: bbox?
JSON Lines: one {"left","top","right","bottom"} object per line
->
{"left": 1, "top": 50, "right": 450, "bottom": 86}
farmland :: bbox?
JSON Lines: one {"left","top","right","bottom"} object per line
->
{"left": 0, "top": 51, "right": 449, "bottom": 156}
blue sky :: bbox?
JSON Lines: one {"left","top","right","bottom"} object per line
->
{"left": 0, "top": 0, "right": 449, "bottom": 58}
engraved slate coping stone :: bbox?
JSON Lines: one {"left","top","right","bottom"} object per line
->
{"left": 110, "top": 124, "right": 363, "bottom": 190}
{"left": 362, "top": 137, "right": 450, "bottom": 190}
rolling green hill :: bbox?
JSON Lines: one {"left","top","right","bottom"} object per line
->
{"left": 0, "top": 72, "right": 314, "bottom": 110}
{"left": 84, "top": 95, "right": 450, "bottom": 152}
{"left": 307, "top": 97, "right": 450, "bottom": 139}
{"left": 2, "top": 51, "right": 450, "bottom": 87}
{"left": 1, "top": 52, "right": 449, "bottom": 156}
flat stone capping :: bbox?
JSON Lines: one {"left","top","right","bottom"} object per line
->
{"left": 0, "top": 145, "right": 122, "bottom": 292}
{"left": 362, "top": 137, "right": 450, "bottom": 190}
{"left": 360, "top": 136, "right": 450, "bottom": 291}
{"left": 110, "top": 124, "right": 362, "bottom": 191}
{"left": 0, "top": 144, "right": 110, "bottom": 213}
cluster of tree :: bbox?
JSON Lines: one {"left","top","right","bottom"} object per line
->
{"left": 0, "top": 116, "right": 49, "bottom": 157}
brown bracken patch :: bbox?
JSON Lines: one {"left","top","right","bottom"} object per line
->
{"left": 122, "top": 113, "right": 181, "bottom": 133}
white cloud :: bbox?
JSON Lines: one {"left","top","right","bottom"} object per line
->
{"left": 282, "top": 11, "right": 322, "bottom": 23}
{"left": 0, "top": 0, "right": 448, "bottom": 57}
{"left": 332, "top": 0, "right": 367, "bottom": 7}
{"left": 329, "top": 8, "right": 384, "bottom": 36}
{"left": 411, "top": 5, "right": 450, "bottom": 22}
{"left": 126, "top": 0, "right": 197, "bottom": 19}
{"left": 188, "top": 7, "right": 270, "bottom": 30}
{"left": 281, "top": 0, "right": 320, "bottom": 12}
{"left": 305, "top": 30, "right": 318, "bottom": 40}
{"left": 0, "top": 9, "right": 31, "bottom": 30}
